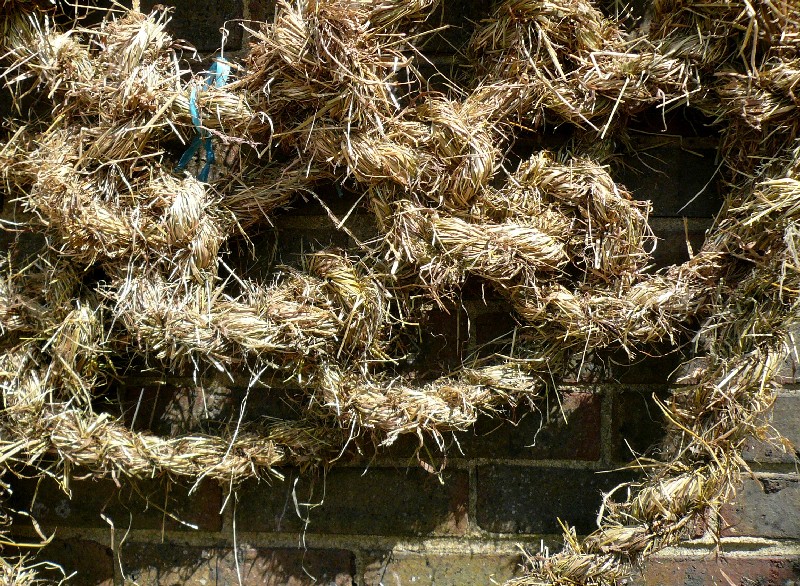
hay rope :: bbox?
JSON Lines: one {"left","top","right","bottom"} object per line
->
{"left": 0, "top": 0, "right": 799, "bottom": 583}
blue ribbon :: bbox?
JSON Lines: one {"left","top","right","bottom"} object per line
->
{"left": 175, "top": 57, "right": 231, "bottom": 182}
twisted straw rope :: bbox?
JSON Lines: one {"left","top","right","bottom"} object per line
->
{"left": 0, "top": 0, "right": 799, "bottom": 583}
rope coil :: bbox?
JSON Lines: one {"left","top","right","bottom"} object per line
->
{"left": 0, "top": 0, "right": 798, "bottom": 583}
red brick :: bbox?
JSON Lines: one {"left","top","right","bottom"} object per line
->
{"left": 721, "top": 474, "right": 800, "bottom": 539}
{"left": 455, "top": 391, "right": 601, "bottom": 461}
{"left": 617, "top": 142, "right": 722, "bottom": 219}
{"left": 23, "top": 539, "right": 114, "bottom": 585}
{"left": 237, "top": 467, "right": 468, "bottom": 536}
{"left": 610, "top": 387, "right": 669, "bottom": 462}
{"left": 635, "top": 554, "right": 800, "bottom": 586}
{"left": 119, "top": 381, "right": 306, "bottom": 436}
{"left": 10, "top": 473, "right": 222, "bottom": 532}
{"left": 363, "top": 552, "right": 523, "bottom": 586}
{"left": 121, "top": 544, "right": 354, "bottom": 586}
{"left": 139, "top": 0, "right": 243, "bottom": 51}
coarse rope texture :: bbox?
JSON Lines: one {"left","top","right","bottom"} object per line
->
{"left": 0, "top": 0, "right": 798, "bottom": 583}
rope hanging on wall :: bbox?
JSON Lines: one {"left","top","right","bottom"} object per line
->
{"left": 0, "top": 0, "right": 798, "bottom": 582}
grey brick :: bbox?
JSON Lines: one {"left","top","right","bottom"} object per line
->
{"left": 476, "top": 466, "right": 634, "bottom": 534}
{"left": 743, "top": 393, "right": 800, "bottom": 464}
{"left": 237, "top": 467, "right": 468, "bottom": 536}
{"left": 121, "top": 544, "right": 354, "bottom": 586}
{"left": 721, "top": 474, "right": 800, "bottom": 539}
{"left": 10, "top": 474, "right": 222, "bottom": 532}
{"left": 363, "top": 551, "right": 523, "bottom": 586}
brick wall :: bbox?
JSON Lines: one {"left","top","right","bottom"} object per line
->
{"left": 3, "top": 1, "right": 800, "bottom": 585}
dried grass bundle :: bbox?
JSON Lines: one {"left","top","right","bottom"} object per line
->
{"left": 0, "top": 273, "right": 39, "bottom": 335}
{"left": 0, "top": 340, "right": 341, "bottom": 483}
{"left": 312, "top": 360, "right": 547, "bottom": 447}
{"left": 500, "top": 152, "right": 655, "bottom": 279}
{"left": 467, "top": 0, "right": 700, "bottom": 127}
{"left": 509, "top": 274, "right": 698, "bottom": 353}
{"left": 240, "top": 0, "right": 430, "bottom": 141}
{"left": 511, "top": 148, "right": 800, "bottom": 584}
{"left": 240, "top": 0, "right": 505, "bottom": 209}
{"left": 299, "top": 97, "right": 500, "bottom": 210}
{"left": 1, "top": 0, "right": 799, "bottom": 582}
{"left": 386, "top": 202, "right": 566, "bottom": 293}
{"left": 308, "top": 251, "right": 390, "bottom": 361}
{"left": 4, "top": 9, "right": 177, "bottom": 124}
{"left": 0, "top": 557, "right": 41, "bottom": 586}
{"left": 110, "top": 269, "right": 342, "bottom": 372}
{"left": 649, "top": 0, "right": 800, "bottom": 66}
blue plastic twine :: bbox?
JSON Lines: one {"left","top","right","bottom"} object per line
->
{"left": 175, "top": 57, "right": 231, "bottom": 182}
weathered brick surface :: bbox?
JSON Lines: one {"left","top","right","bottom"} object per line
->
{"left": 245, "top": 0, "right": 494, "bottom": 57}
{"left": 469, "top": 307, "right": 516, "bottom": 350}
{"left": 671, "top": 356, "right": 711, "bottom": 385}
{"left": 245, "top": 0, "right": 276, "bottom": 23}
{"left": 633, "top": 554, "right": 800, "bottom": 586}
{"left": 141, "top": 0, "right": 244, "bottom": 51}
{"left": 227, "top": 201, "right": 361, "bottom": 270}
{"left": 721, "top": 475, "right": 800, "bottom": 539}
{"left": 5, "top": 3, "right": 798, "bottom": 586}
{"left": 616, "top": 135, "right": 721, "bottom": 218}
{"left": 363, "top": 551, "right": 523, "bottom": 586}
{"left": 0, "top": 204, "right": 49, "bottom": 287}
{"left": 743, "top": 393, "right": 800, "bottom": 464}
{"left": 648, "top": 217, "right": 712, "bottom": 268}
{"left": 233, "top": 214, "right": 377, "bottom": 276}
{"left": 121, "top": 381, "right": 235, "bottom": 435}
{"left": 122, "top": 544, "right": 354, "bottom": 586}
{"left": 415, "top": 304, "right": 471, "bottom": 371}
{"left": 416, "top": 1, "right": 493, "bottom": 55}
{"left": 119, "top": 382, "right": 306, "bottom": 435}
{"left": 455, "top": 391, "right": 601, "bottom": 461}
{"left": 26, "top": 539, "right": 115, "bottom": 585}
{"left": 273, "top": 228, "right": 352, "bottom": 264}
{"left": 611, "top": 351, "right": 685, "bottom": 385}
{"left": 476, "top": 466, "right": 634, "bottom": 534}
{"left": 10, "top": 474, "right": 222, "bottom": 532}
{"left": 610, "top": 387, "right": 670, "bottom": 462}
{"left": 776, "top": 327, "right": 800, "bottom": 384}
{"left": 237, "top": 468, "right": 468, "bottom": 536}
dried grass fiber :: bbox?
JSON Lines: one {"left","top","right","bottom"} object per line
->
{"left": 0, "top": 0, "right": 799, "bottom": 583}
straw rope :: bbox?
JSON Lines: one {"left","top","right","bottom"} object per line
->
{"left": 0, "top": 0, "right": 798, "bottom": 582}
